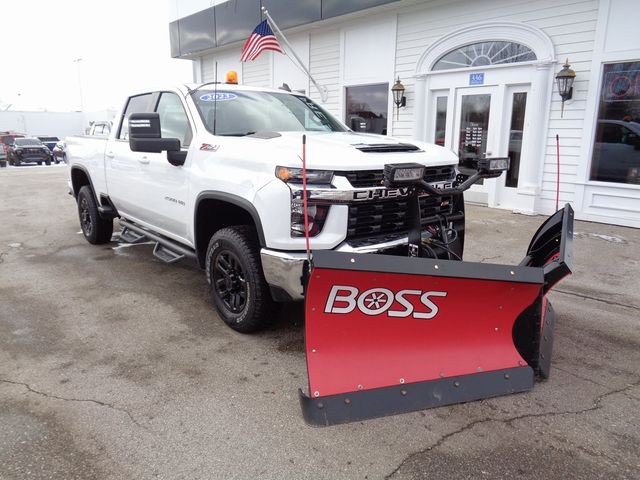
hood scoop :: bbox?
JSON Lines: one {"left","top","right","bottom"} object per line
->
{"left": 247, "top": 131, "right": 282, "bottom": 139}
{"left": 352, "top": 142, "right": 422, "bottom": 153}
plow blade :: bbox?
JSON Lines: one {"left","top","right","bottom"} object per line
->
{"left": 300, "top": 205, "right": 573, "bottom": 426}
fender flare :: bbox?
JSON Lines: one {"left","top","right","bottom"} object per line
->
{"left": 70, "top": 164, "right": 97, "bottom": 199}
{"left": 194, "top": 191, "right": 266, "bottom": 248}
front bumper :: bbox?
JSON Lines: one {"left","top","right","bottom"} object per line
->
{"left": 260, "top": 236, "right": 411, "bottom": 301}
{"left": 17, "top": 154, "right": 50, "bottom": 163}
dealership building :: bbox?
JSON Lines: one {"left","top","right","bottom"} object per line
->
{"left": 169, "top": 0, "right": 640, "bottom": 228}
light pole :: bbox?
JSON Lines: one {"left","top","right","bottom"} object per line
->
{"left": 73, "top": 58, "right": 84, "bottom": 111}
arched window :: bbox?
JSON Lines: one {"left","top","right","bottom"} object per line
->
{"left": 432, "top": 41, "right": 536, "bottom": 71}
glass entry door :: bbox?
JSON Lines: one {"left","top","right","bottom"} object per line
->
{"left": 496, "top": 86, "right": 530, "bottom": 207}
{"left": 452, "top": 86, "right": 500, "bottom": 203}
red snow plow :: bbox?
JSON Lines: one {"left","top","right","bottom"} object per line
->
{"left": 299, "top": 162, "right": 573, "bottom": 426}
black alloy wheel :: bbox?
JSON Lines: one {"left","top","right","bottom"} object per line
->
{"left": 212, "top": 249, "right": 248, "bottom": 314}
{"left": 79, "top": 196, "right": 94, "bottom": 238}
{"left": 76, "top": 185, "right": 113, "bottom": 244}
{"left": 205, "top": 226, "right": 274, "bottom": 333}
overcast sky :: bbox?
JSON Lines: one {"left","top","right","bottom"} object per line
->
{"left": 0, "top": 0, "right": 193, "bottom": 112}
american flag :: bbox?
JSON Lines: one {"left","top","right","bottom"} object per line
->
{"left": 240, "top": 20, "right": 284, "bottom": 62}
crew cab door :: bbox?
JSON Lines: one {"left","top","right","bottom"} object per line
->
{"left": 106, "top": 91, "right": 193, "bottom": 244}
{"left": 140, "top": 92, "right": 193, "bottom": 241}
{"left": 106, "top": 93, "right": 155, "bottom": 222}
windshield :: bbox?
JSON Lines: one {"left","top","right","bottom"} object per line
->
{"left": 191, "top": 90, "right": 347, "bottom": 136}
{"left": 15, "top": 138, "right": 43, "bottom": 146}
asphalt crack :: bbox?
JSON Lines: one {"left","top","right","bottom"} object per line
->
{"left": 553, "top": 365, "right": 614, "bottom": 389}
{"left": 0, "top": 377, "right": 144, "bottom": 428}
{"left": 384, "top": 379, "right": 640, "bottom": 479}
{"left": 554, "top": 288, "right": 639, "bottom": 311}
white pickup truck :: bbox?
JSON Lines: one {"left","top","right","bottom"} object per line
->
{"left": 66, "top": 82, "right": 466, "bottom": 332}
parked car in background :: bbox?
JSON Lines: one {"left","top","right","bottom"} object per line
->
{"left": 0, "top": 131, "right": 25, "bottom": 147}
{"left": 7, "top": 137, "right": 52, "bottom": 166}
{"left": 53, "top": 140, "right": 67, "bottom": 163}
{"left": 0, "top": 143, "right": 7, "bottom": 167}
{"left": 38, "top": 136, "right": 60, "bottom": 153}
{"left": 37, "top": 136, "right": 59, "bottom": 163}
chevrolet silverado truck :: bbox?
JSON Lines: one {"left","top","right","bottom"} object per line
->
{"left": 66, "top": 82, "right": 467, "bottom": 333}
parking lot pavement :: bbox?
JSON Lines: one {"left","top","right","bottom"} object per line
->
{"left": 0, "top": 167, "right": 638, "bottom": 480}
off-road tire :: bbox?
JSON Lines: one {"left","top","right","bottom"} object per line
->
{"left": 37, "top": 161, "right": 42, "bottom": 165}
{"left": 205, "top": 226, "right": 274, "bottom": 333}
{"left": 77, "top": 186, "right": 113, "bottom": 244}
{"left": 45, "top": 159, "right": 51, "bottom": 166}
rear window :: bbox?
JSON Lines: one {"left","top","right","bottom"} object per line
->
{"left": 38, "top": 136, "right": 59, "bottom": 142}
{"left": 118, "top": 94, "right": 154, "bottom": 140}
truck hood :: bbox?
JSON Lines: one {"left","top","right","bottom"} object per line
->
{"left": 244, "top": 131, "right": 458, "bottom": 170}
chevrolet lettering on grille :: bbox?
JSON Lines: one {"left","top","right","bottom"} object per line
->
{"left": 352, "top": 181, "right": 453, "bottom": 201}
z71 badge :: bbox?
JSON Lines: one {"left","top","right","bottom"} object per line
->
{"left": 200, "top": 143, "right": 220, "bottom": 152}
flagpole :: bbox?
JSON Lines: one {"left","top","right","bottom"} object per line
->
{"left": 261, "top": 7, "right": 329, "bottom": 103}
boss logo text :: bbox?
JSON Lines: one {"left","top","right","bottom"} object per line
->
{"left": 324, "top": 285, "right": 447, "bottom": 319}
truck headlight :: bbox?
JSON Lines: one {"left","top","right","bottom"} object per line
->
{"left": 276, "top": 166, "right": 333, "bottom": 184}
{"left": 290, "top": 202, "right": 329, "bottom": 237}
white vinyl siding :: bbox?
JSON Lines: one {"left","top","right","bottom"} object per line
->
{"left": 201, "top": 54, "right": 215, "bottom": 82}
{"left": 309, "top": 30, "right": 341, "bottom": 117}
{"left": 242, "top": 53, "right": 271, "bottom": 88}
{"left": 201, "top": 50, "right": 243, "bottom": 83}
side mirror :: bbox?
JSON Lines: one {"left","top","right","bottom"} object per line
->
{"left": 128, "top": 113, "right": 186, "bottom": 166}
{"left": 129, "top": 113, "right": 179, "bottom": 152}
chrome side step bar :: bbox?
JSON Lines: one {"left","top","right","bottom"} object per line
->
{"left": 118, "top": 219, "right": 197, "bottom": 264}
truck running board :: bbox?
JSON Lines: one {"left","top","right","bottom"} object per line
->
{"left": 300, "top": 205, "right": 574, "bottom": 426}
{"left": 153, "top": 243, "right": 186, "bottom": 263}
{"left": 118, "top": 219, "right": 197, "bottom": 263}
{"left": 119, "top": 226, "right": 148, "bottom": 244}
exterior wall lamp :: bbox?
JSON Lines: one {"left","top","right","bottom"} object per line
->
{"left": 391, "top": 77, "right": 406, "bottom": 119}
{"left": 555, "top": 59, "right": 576, "bottom": 118}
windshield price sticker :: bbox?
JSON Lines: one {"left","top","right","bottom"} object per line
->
{"left": 200, "top": 92, "right": 237, "bottom": 102}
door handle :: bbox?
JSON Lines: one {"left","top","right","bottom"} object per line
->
{"left": 138, "top": 156, "right": 149, "bottom": 164}
{"left": 105, "top": 151, "right": 115, "bottom": 158}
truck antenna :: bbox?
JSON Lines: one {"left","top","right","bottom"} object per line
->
{"left": 302, "top": 134, "right": 311, "bottom": 265}
{"left": 213, "top": 62, "right": 218, "bottom": 135}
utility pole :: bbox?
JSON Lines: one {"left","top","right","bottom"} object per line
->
{"left": 73, "top": 58, "right": 84, "bottom": 111}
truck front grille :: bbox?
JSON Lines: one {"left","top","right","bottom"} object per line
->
{"left": 347, "top": 195, "right": 454, "bottom": 239}
{"left": 341, "top": 167, "right": 455, "bottom": 188}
